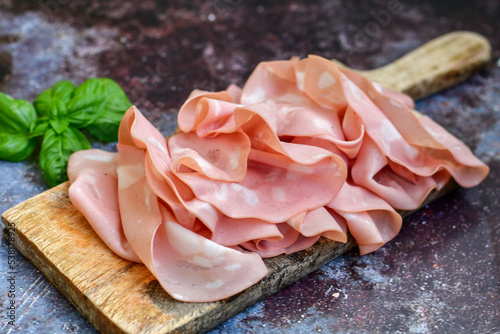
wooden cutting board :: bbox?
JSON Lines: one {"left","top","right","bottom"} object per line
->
{"left": 1, "top": 31, "right": 491, "bottom": 334}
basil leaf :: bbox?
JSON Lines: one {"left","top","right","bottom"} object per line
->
{"left": 65, "top": 94, "right": 105, "bottom": 128}
{"left": 0, "top": 92, "right": 37, "bottom": 161}
{"left": 72, "top": 78, "right": 124, "bottom": 97}
{"left": 34, "top": 91, "right": 52, "bottom": 117}
{"left": 0, "top": 132, "right": 37, "bottom": 161}
{"left": 50, "top": 118, "right": 70, "bottom": 134}
{"left": 67, "top": 78, "right": 131, "bottom": 140}
{"left": 52, "top": 80, "right": 75, "bottom": 103}
{"left": 0, "top": 92, "right": 37, "bottom": 132}
{"left": 48, "top": 96, "right": 68, "bottom": 119}
{"left": 29, "top": 117, "right": 50, "bottom": 138}
{"left": 33, "top": 80, "right": 75, "bottom": 117}
{"left": 39, "top": 127, "right": 90, "bottom": 187}
{"left": 85, "top": 109, "right": 125, "bottom": 142}
{"left": 47, "top": 97, "right": 70, "bottom": 134}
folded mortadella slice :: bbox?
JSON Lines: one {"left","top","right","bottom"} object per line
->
{"left": 417, "top": 115, "right": 490, "bottom": 187}
{"left": 168, "top": 131, "right": 251, "bottom": 182}
{"left": 177, "top": 89, "right": 235, "bottom": 133}
{"left": 328, "top": 181, "right": 403, "bottom": 254}
{"left": 153, "top": 213, "right": 269, "bottom": 302}
{"left": 287, "top": 207, "right": 347, "bottom": 243}
{"left": 120, "top": 106, "right": 199, "bottom": 228}
{"left": 351, "top": 136, "right": 443, "bottom": 210}
{"left": 116, "top": 144, "right": 162, "bottom": 269}
{"left": 68, "top": 149, "right": 140, "bottom": 262}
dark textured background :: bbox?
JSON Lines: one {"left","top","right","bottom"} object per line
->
{"left": 0, "top": 0, "right": 499, "bottom": 333}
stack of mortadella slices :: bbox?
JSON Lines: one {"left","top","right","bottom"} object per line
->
{"left": 67, "top": 55, "right": 489, "bottom": 302}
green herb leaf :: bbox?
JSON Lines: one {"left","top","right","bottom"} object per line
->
{"left": 68, "top": 78, "right": 131, "bottom": 141}
{"left": 0, "top": 92, "right": 37, "bottom": 161}
{"left": 49, "top": 118, "right": 70, "bottom": 134}
{"left": 0, "top": 92, "right": 37, "bottom": 132}
{"left": 85, "top": 109, "right": 126, "bottom": 142}
{"left": 0, "top": 132, "right": 37, "bottom": 161}
{"left": 47, "top": 97, "right": 70, "bottom": 134}
{"left": 33, "top": 80, "right": 75, "bottom": 117}
{"left": 65, "top": 94, "right": 105, "bottom": 128}
{"left": 39, "top": 127, "right": 91, "bottom": 187}
{"left": 48, "top": 96, "right": 68, "bottom": 119}
{"left": 29, "top": 117, "right": 50, "bottom": 138}
{"left": 52, "top": 80, "right": 76, "bottom": 103}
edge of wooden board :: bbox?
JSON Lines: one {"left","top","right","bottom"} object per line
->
{"left": 1, "top": 179, "right": 457, "bottom": 334}
{"left": 332, "top": 31, "right": 492, "bottom": 99}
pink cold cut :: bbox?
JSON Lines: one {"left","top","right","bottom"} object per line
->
{"left": 67, "top": 55, "right": 489, "bottom": 302}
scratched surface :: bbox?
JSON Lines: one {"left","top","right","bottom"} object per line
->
{"left": 0, "top": 0, "right": 499, "bottom": 333}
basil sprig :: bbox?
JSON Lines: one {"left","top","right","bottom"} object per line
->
{"left": 0, "top": 78, "right": 131, "bottom": 187}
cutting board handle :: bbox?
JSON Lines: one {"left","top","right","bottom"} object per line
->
{"left": 333, "top": 31, "right": 491, "bottom": 99}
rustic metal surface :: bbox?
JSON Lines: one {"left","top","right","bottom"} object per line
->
{"left": 0, "top": 0, "right": 499, "bottom": 333}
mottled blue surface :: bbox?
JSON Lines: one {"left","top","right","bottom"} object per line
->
{"left": 0, "top": 1, "right": 499, "bottom": 333}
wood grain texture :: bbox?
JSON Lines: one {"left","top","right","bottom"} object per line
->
{"left": 332, "top": 31, "right": 491, "bottom": 99}
{"left": 1, "top": 31, "right": 491, "bottom": 334}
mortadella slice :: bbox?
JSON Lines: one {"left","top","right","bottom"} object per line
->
{"left": 68, "top": 149, "right": 140, "bottom": 262}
